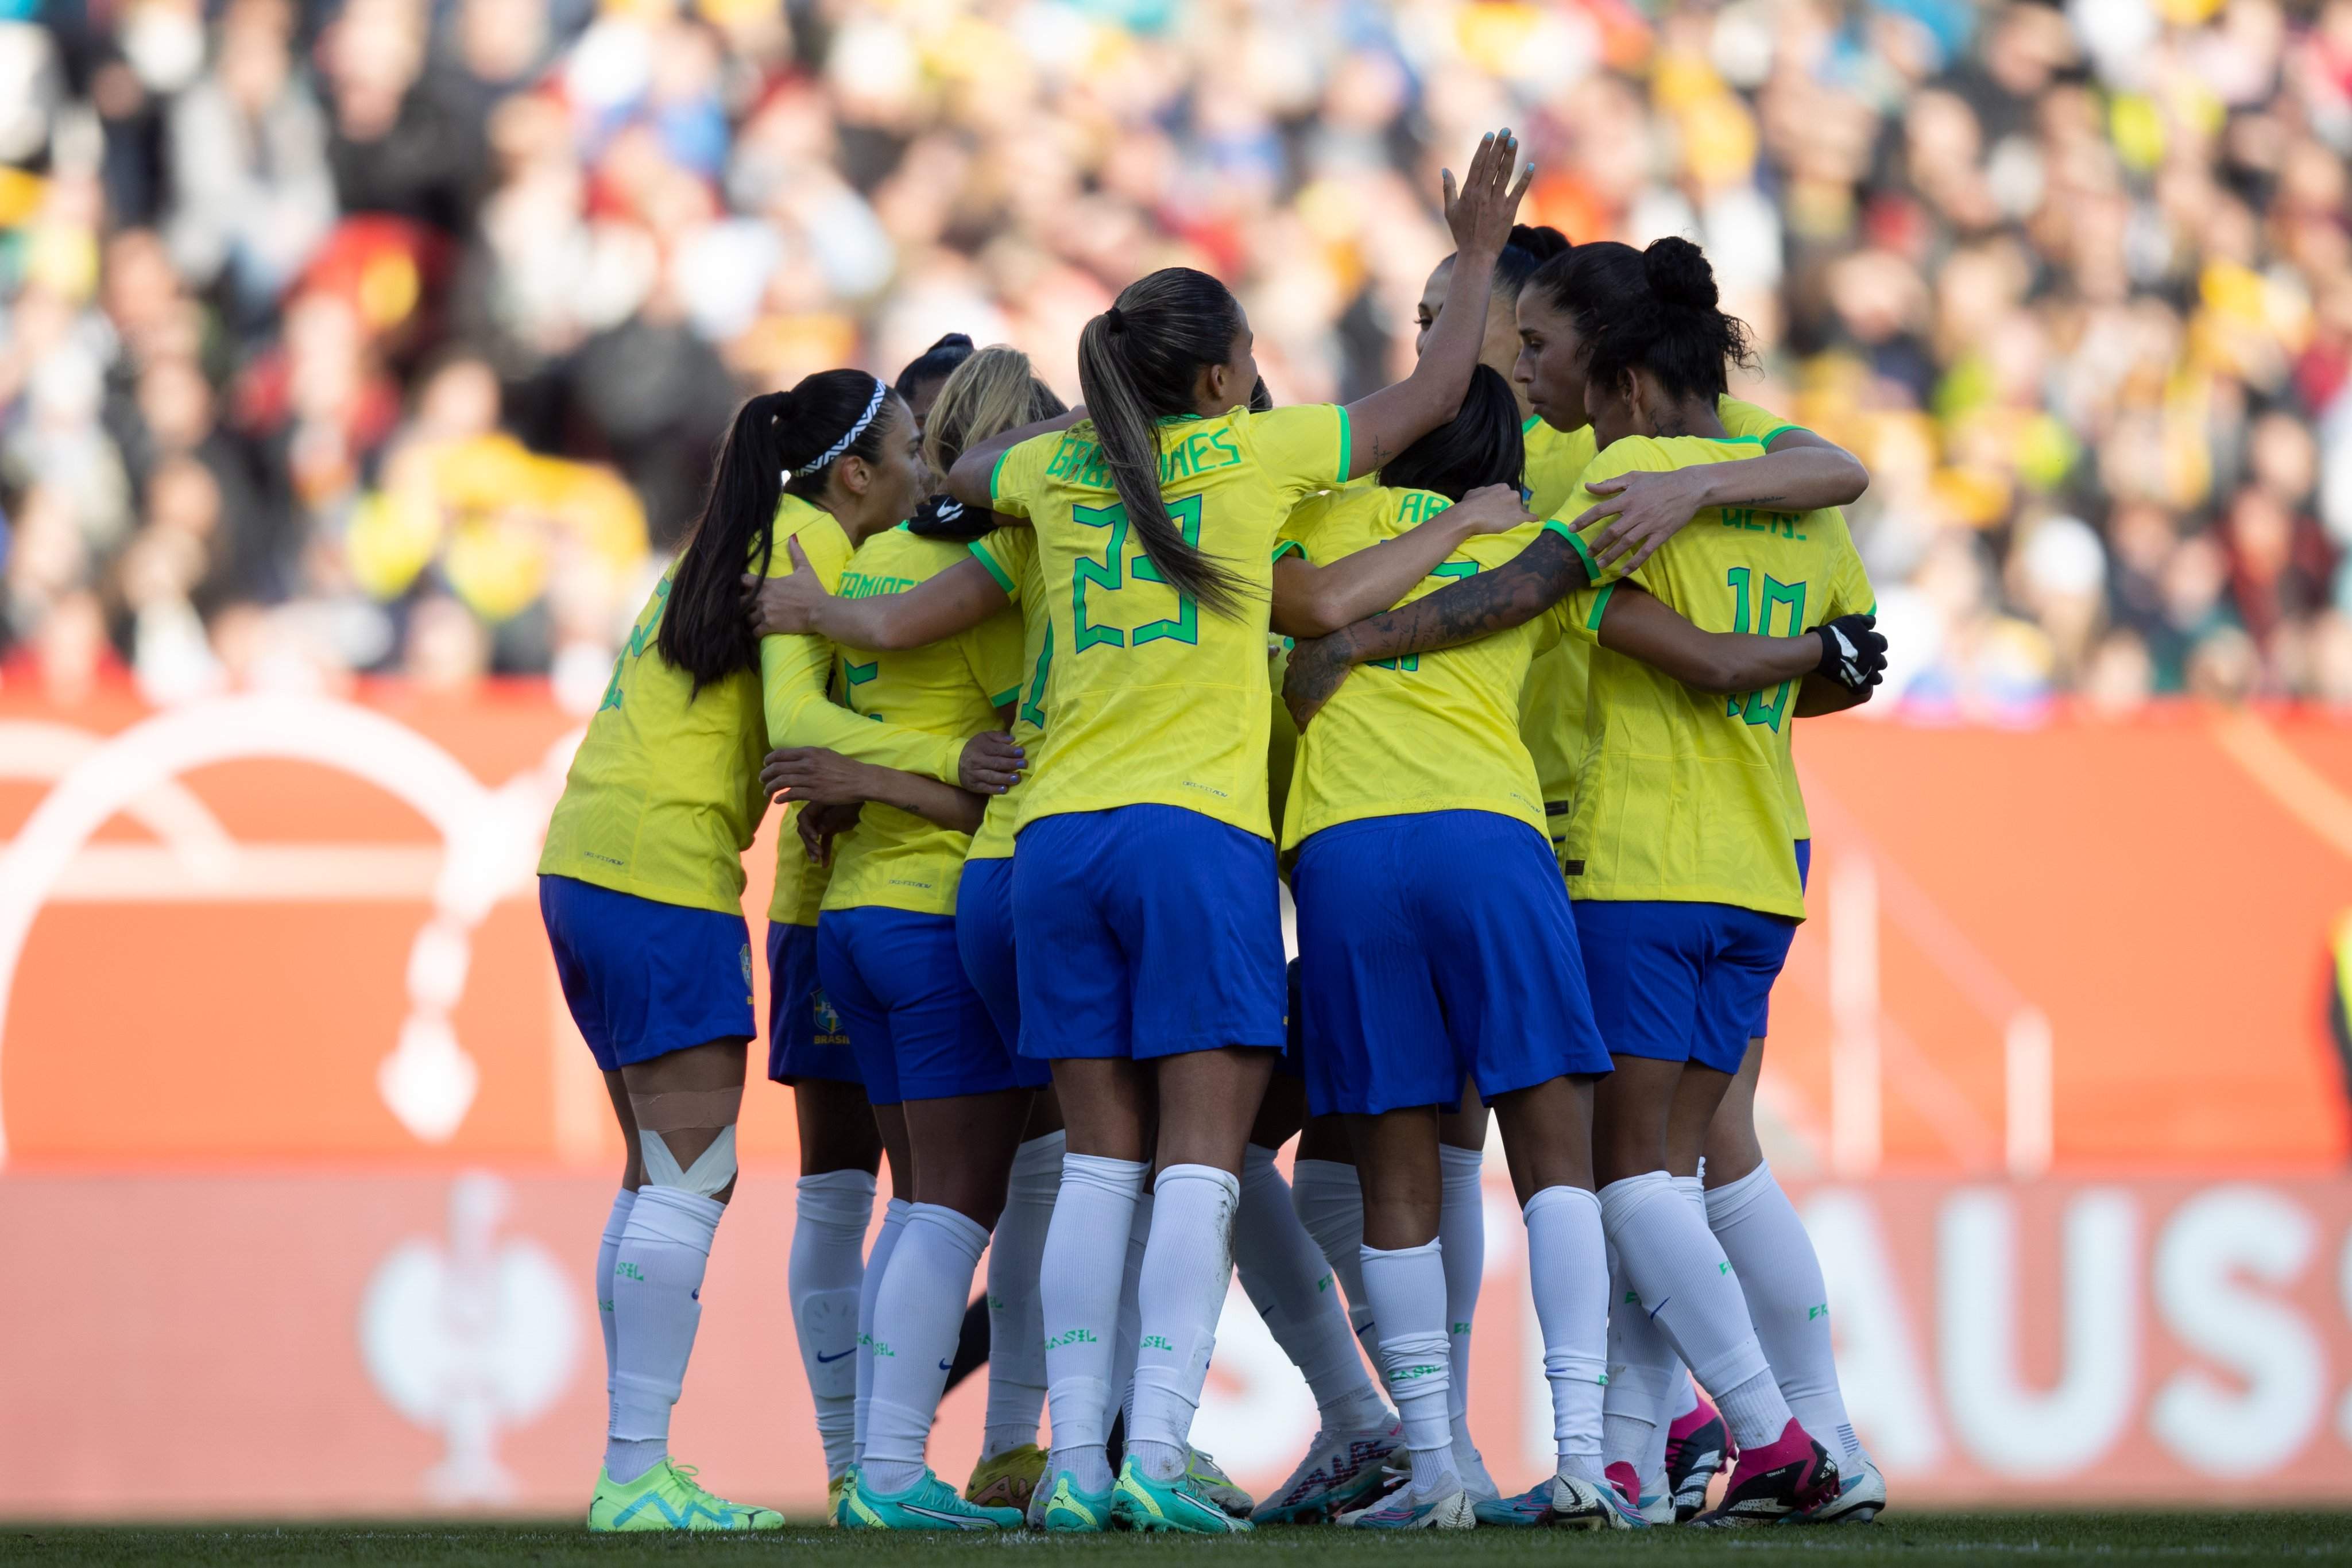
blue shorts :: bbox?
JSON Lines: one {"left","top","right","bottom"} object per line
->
{"left": 539, "top": 874, "right": 754, "bottom": 1072}
{"left": 818, "top": 905, "right": 1042, "bottom": 1105}
{"left": 1012, "top": 805, "right": 1286, "bottom": 1060}
{"left": 766, "top": 922, "right": 859, "bottom": 1086}
{"left": 1576, "top": 895, "right": 1799, "bottom": 1078}
{"left": 1293, "top": 811, "right": 1611, "bottom": 1117}
{"left": 1749, "top": 840, "right": 1812, "bottom": 1040}
{"left": 956, "top": 855, "right": 1022, "bottom": 1048}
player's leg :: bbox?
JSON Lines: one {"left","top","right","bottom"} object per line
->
{"left": 596, "top": 1070, "right": 644, "bottom": 1426}
{"left": 1436, "top": 1086, "right": 1494, "bottom": 1497}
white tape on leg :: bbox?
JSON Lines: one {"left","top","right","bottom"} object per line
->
{"left": 641, "top": 1124, "right": 738, "bottom": 1198}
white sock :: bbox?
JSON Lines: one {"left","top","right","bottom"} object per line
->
{"left": 1359, "top": 1239, "right": 1458, "bottom": 1490}
{"left": 1128, "top": 1164, "right": 1241, "bottom": 1482}
{"left": 597, "top": 1189, "right": 636, "bottom": 1400}
{"left": 862, "top": 1203, "right": 992, "bottom": 1496}
{"left": 855, "top": 1197, "right": 911, "bottom": 1466}
{"left": 607, "top": 1183, "right": 723, "bottom": 1484}
{"left": 1290, "top": 1159, "right": 1375, "bottom": 1358}
{"left": 1523, "top": 1186, "right": 1608, "bottom": 1484}
{"left": 1234, "top": 1144, "right": 1389, "bottom": 1433}
{"left": 982, "top": 1131, "right": 1062, "bottom": 1462}
{"left": 1599, "top": 1171, "right": 1790, "bottom": 1451}
{"left": 1601, "top": 1239, "right": 1677, "bottom": 1477}
{"left": 1114, "top": 1189, "right": 1152, "bottom": 1441}
{"left": 1707, "top": 1161, "right": 1861, "bottom": 1464}
{"left": 1437, "top": 1145, "right": 1486, "bottom": 1463}
{"left": 790, "top": 1170, "right": 873, "bottom": 1481}
{"left": 1042, "top": 1153, "right": 1144, "bottom": 1495}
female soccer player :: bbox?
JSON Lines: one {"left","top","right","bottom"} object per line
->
{"left": 539, "top": 368, "right": 1016, "bottom": 1532}
{"left": 928, "top": 130, "right": 1534, "bottom": 1535}
{"left": 1279, "top": 238, "right": 1883, "bottom": 1524}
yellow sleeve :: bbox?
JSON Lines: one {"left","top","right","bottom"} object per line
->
{"left": 757, "top": 513, "right": 965, "bottom": 780}
{"left": 1556, "top": 583, "right": 1615, "bottom": 643}
{"left": 966, "top": 605, "right": 1028, "bottom": 711}
{"left": 1273, "top": 492, "right": 1339, "bottom": 564}
{"left": 987, "top": 433, "right": 1055, "bottom": 520}
{"left": 1247, "top": 405, "right": 1352, "bottom": 498}
{"left": 1718, "top": 396, "right": 1811, "bottom": 447}
{"left": 1819, "top": 520, "right": 1875, "bottom": 622}
{"left": 1539, "top": 438, "right": 1676, "bottom": 588}
{"left": 970, "top": 526, "right": 1034, "bottom": 600}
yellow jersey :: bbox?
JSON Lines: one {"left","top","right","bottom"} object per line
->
{"left": 1275, "top": 486, "right": 1560, "bottom": 852}
{"left": 1550, "top": 434, "right": 1873, "bottom": 919}
{"left": 539, "top": 565, "right": 768, "bottom": 913}
{"left": 769, "top": 810, "right": 831, "bottom": 926}
{"left": 820, "top": 524, "right": 1024, "bottom": 915}
{"left": 987, "top": 404, "right": 1352, "bottom": 840}
{"left": 1517, "top": 398, "right": 1813, "bottom": 850}
{"left": 966, "top": 524, "right": 1054, "bottom": 861}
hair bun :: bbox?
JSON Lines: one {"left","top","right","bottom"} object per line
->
{"left": 929, "top": 332, "right": 976, "bottom": 352}
{"left": 1508, "top": 224, "right": 1571, "bottom": 261}
{"left": 1643, "top": 236, "right": 1718, "bottom": 311}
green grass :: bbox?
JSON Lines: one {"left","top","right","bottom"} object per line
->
{"left": 6, "top": 1516, "right": 2348, "bottom": 1567}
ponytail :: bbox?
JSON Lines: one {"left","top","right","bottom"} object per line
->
{"left": 658, "top": 369, "right": 897, "bottom": 692}
{"left": 1076, "top": 267, "right": 1255, "bottom": 618}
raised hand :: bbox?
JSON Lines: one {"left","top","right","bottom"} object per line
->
{"left": 1441, "top": 129, "right": 1534, "bottom": 258}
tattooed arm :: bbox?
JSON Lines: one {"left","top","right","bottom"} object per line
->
{"left": 1282, "top": 528, "right": 1591, "bottom": 727}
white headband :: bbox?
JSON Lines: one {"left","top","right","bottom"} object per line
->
{"left": 783, "top": 377, "right": 888, "bottom": 484}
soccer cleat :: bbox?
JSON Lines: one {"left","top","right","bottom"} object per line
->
{"left": 825, "top": 1473, "right": 850, "bottom": 1527}
{"left": 1802, "top": 1451, "right": 1885, "bottom": 1524}
{"left": 1456, "top": 1441, "right": 1500, "bottom": 1502}
{"left": 1036, "top": 1472, "right": 1115, "bottom": 1532}
{"left": 1696, "top": 1418, "right": 1840, "bottom": 1524}
{"left": 1251, "top": 1421, "right": 1404, "bottom": 1523}
{"left": 1185, "top": 1447, "right": 1255, "bottom": 1517}
{"left": 833, "top": 1467, "right": 857, "bottom": 1528}
{"left": 1471, "top": 1480, "right": 1552, "bottom": 1527}
{"left": 1665, "top": 1394, "right": 1731, "bottom": 1521}
{"left": 965, "top": 1443, "right": 1047, "bottom": 1512}
{"left": 1112, "top": 1454, "right": 1254, "bottom": 1533}
{"left": 1640, "top": 1481, "right": 1676, "bottom": 1526}
{"left": 1550, "top": 1469, "right": 1645, "bottom": 1530}
{"left": 1337, "top": 1476, "right": 1476, "bottom": 1530}
{"left": 841, "top": 1467, "right": 1023, "bottom": 1530}
{"left": 587, "top": 1459, "right": 784, "bottom": 1532}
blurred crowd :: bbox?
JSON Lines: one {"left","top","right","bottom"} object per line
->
{"left": 3, "top": 0, "right": 2351, "bottom": 714}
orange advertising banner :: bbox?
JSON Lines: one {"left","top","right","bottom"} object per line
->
{"left": 5, "top": 682, "right": 2352, "bottom": 1512}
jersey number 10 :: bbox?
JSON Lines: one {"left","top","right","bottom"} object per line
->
{"left": 1726, "top": 566, "right": 1808, "bottom": 733}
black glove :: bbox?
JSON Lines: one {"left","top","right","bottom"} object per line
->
{"left": 1814, "top": 613, "right": 1887, "bottom": 691}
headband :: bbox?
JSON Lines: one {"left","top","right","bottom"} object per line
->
{"left": 783, "top": 376, "right": 888, "bottom": 483}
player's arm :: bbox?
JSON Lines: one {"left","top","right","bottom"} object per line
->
{"left": 1338, "top": 133, "right": 1529, "bottom": 477}
{"left": 744, "top": 538, "right": 1009, "bottom": 650}
{"left": 761, "top": 746, "right": 988, "bottom": 835}
{"left": 1794, "top": 672, "right": 1876, "bottom": 717}
{"left": 1270, "top": 485, "right": 1533, "bottom": 639}
{"left": 760, "top": 634, "right": 1023, "bottom": 793}
{"left": 945, "top": 410, "right": 1086, "bottom": 510}
{"left": 1580, "top": 428, "right": 1870, "bottom": 575}
{"left": 1281, "top": 528, "right": 1591, "bottom": 727}
{"left": 1596, "top": 587, "right": 1885, "bottom": 695}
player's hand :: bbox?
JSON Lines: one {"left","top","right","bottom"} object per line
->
{"left": 1813, "top": 613, "right": 1886, "bottom": 691}
{"left": 1446, "top": 483, "right": 1536, "bottom": 537}
{"left": 762, "top": 745, "right": 873, "bottom": 806}
{"left": 1441, "top": 129, "right": 1533, "bottom": 258}
{"left": 1282, "top": 633, "right": 1355, "bottom": 731}
{"left": 1576, "top": 469, "right": 1713, "bottom": 575}
{"left": 798, "top": 801, "right": 862, "bottom": 866}
{"left": 958, "top": 731, "right": 1025, "bottom": 794}
{"left": 740, "top": 536, "right": 828, "bottom": 636}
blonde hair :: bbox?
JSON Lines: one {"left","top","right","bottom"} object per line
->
{"left": 922, "top": 345, "right": 1067, "bottom": 479}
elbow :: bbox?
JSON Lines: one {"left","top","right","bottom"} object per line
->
{"left": 945, "top": 455, "right": 991, "bottom": 509}
{"left": 1827, "top": 452, "right": 1869, "bottom": 507}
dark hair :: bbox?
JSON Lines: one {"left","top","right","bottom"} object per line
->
{"left": 1076, "top": 267, "right": 1254, "bottom": 615}
{"left": 1379, "top": 365, "right": 1526, "bottom": 501}
{"left": 1524, "top": 238, "right": 1644, "bottom": 339}
{"left": 658, "top": 369, "right": 899, "bottom": 691}
{"left": 1492, "top": 223, "right": 1570, "bottom": 300}
{"left": 910, "top": 346, "right": 1067, "bottom": 541}
{"left": 1579, "top": 238, "right": 1757, "bottom": 406}
{"left": 894, "top": 332, "right": 975, "bottom": 402}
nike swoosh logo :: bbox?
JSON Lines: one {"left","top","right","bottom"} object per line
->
{"left": 938, "top": 1358, "right": 954, "bottom": 1372}
{"left": 816, "top": 1349, "right": 853, "bottom": 1363}
{"left": 1647, "top": 1296, "right": 1671, "bottom": 1321}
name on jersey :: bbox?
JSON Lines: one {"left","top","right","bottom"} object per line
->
{"left": 840, "top": 571, "right": 918, "bottom": 599}
{"left": 1719, "top": 506, "right": 1806, "bottom": 540}
{"left": 1046, "top": 427, "right": 1244, "bottom": 489}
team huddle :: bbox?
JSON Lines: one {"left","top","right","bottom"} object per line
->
{"left": 536, "top": 130, "right": 1894, "bottom": 1535}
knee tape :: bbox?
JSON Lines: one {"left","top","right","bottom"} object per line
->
{"left": 642, "top": 1124, "right": 738, "bottom": 1198}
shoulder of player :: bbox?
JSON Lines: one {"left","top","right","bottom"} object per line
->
{"left": 763, "top": 497, "right": 853, "bottom": 575}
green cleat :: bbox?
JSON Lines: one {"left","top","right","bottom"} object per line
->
{"left": 966, "top": 1443, "right": 1047, "bottom": 1512}
{"left": 833, "top": 1467, "right": 858, "bottom": 1528}
{"left": 586, "top": 1459, "right": 783, "bottom": 1532}
{"left": 1186, "top": 1448, "right": 1255, "bottom": 1517}
{"left": 1038, "top": 1470, "right": 1116, "bottom": 1532}
{"left": 1112, "top": 1454, "right": 1255, "bottom": 1534}
{"left": 841, "top": 1467, "right": 1024, "bottom": 1531}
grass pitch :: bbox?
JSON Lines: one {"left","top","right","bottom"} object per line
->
{"left": 6, "top": 1515, "right": 2347, "bottom": 1567}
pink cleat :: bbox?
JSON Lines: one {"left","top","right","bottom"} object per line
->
{"left": 1664, "top": 1393, "right": 1731, "bottom": 1521}
{"left": 1695, "top": 1419, "right": 1839, "bottom": 1526}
